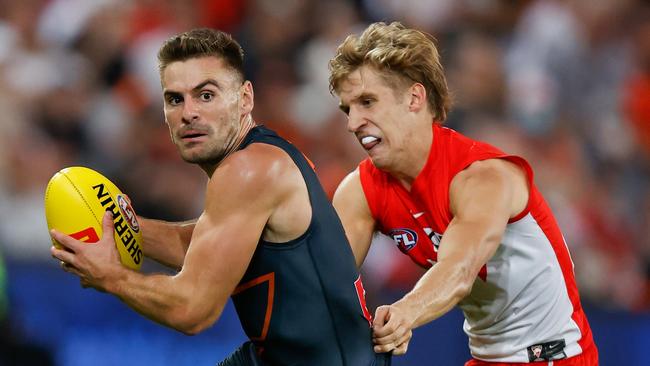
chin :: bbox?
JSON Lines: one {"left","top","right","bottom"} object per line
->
{"left": 181, "top": 153, "right": 212, "bottom": 165}
{"left": 178, "top": 148, "right": 204, "bottom": 163}
{"left": 368, "top": 155, "right": 390, "bottom": 170}
{"left": 182, "top": 149, "right": 225, "bottom": 166}
{"left": 180, "top": 155, "right": 202, "bottom": 164}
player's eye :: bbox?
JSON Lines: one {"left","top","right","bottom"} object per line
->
{"left": 167, "top": 95, "right": 182, "bottom": 106}
{"left": 199, "top": 92, "right": 214, "bottom": 102}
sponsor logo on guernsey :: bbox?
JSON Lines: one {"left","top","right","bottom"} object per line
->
{"left": 117, "top": 194, "right": 140, "bottom": 232}
{"left": 422, "top": 227, "right": 443, "bottom": 252}
{"left": 412, "top": 211, "right": 425, "bottom": 219}
{"left": 526, "top": 339, "right": 567, "bottom": 362}
{"left": 389, "top": 228, "right": 418, "bottom": 252}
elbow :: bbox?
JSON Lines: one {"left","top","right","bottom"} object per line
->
{"left": 169, "top": 304, "right": 224, "bottom": 336}
{"left": 178, "top": 322, "right": 209, "bottom": 336}
{"left": 453, "top": 280, "right": 473, "bottom": 301}
{"left": 176, "top": 317, "right": 209, "bottom": 336}
{"left": 451, "top": 265, "right": 476, "bottom": 301}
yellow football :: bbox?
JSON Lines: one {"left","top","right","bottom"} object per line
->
{"left": 44, "top": 166, "right": 143, "bottom": 271}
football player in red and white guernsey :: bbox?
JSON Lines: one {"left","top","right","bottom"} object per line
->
{"left": 329, "top": 22, "right": 598, "bottom": 365}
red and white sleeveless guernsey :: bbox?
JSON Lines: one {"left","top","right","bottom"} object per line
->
{"left": 359, "top": 124, "right": 597, "bottom": 364}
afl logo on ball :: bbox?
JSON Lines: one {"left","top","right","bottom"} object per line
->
{"left": 117, "top": 194, "right": 139, "bottom": 233}
{"left": 389, "top": 228, "right": 418, "bottom": 253}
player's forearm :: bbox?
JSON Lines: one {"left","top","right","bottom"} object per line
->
{"left": 107, "top": 270, "right": 219, "bottom": 335}
{"left": 398, "top": 213, "right": 505, "bottom": 329}
{"left": 394, "top": 260, "right": 473, "bottom": 329}
{"left": 139, "top": 217, "right": 196, "bottom": 270}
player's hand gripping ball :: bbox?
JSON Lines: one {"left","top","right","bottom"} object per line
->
{"left": 44, "top": 167, "right": 143, "bottom": 270}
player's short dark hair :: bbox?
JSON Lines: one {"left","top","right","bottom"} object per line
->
{"left": 158, "top": 28, "right": 245, "bottom": 82}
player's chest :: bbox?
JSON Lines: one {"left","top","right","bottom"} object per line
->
{"left": 379, "top": 188, "right": 450, "bottom": 268}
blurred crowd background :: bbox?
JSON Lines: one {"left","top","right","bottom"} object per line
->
{"left": 0, "top": 0, "right": 649, "bottom": 365}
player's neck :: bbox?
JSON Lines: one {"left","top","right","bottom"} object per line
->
{"left": 227, "top": 114, "right": 256, "bottom": 155}
{"left": 202, "top": 115, "right": 256, "bottom": 176}
{"left": 390, "top": 123, "right": 433, "bottom": 191}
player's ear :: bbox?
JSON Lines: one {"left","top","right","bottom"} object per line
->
{"left": 407, "top": 82, "right": 427, "bottom": 113}
{"left": 240, "top": 80, "right": 254, "bottom": 115}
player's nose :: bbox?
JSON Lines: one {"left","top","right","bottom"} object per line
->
{"left": 181, "top": 97, "right": 200, "bottom": 123}
{"left": 347, "top": 109, "right": 366, "bottom": 132}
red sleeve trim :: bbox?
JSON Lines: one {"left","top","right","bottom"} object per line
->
{"left": 501, "top": 155, "right": 534, "bottom": 223}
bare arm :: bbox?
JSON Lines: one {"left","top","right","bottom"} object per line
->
{"left": 333, "top": 168, "right": 376, "bottom": 268}
{"left": 51, "top": 150, "right": 282, "bottom": 335}
{"left": 139, "top": 217, "right": 196, "bottom": 270}
{"left": 373, "top": 158, "right": 529, "bottom": 353}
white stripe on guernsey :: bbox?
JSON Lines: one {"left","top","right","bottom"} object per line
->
{"left": 460, "top": 214, "right": 582, "bottom": 362}
{"left": 530, "top": 206, "right": 587, "bottom": 356}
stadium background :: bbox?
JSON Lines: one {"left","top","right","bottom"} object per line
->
{"left": 1, "top": 0, "right": 649, "bottom": 364}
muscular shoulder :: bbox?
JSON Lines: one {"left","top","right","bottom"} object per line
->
{"left": 222, "top": 143, "right": 310, "bottom": 242}
{"left": 337, "top": 168, "right": 362, "bottom": 191}
{"left": 450, "top": 158, "right": 529, "bottom": 218}
{"left": 459, "top": 158, "right": 528, "bottom": 187}
{"left": 218, "top": 143, "right": 295, "bottom": 184}
{"left": 207, "top": 143, "right": 300, "bottom": 204}
{"left": 334, "top": 168, "right": 362, "bottom": 206}
{"left": 453, "top": 159, "right": 517, "bottom": 184}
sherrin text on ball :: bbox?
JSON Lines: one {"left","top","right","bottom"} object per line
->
{"left": 44, "top": 166, "right": 143, "bottom": 270}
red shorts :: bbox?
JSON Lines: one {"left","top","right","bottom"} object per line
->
{"left": 465, "top": 343, "right": 598, "bottom": 366}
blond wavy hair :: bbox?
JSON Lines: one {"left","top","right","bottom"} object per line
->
{"left": 329, "top": 22, "right": 451, "bottom": 122}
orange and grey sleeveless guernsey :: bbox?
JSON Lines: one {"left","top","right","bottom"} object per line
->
{"left": 228, "top": 126, "right": 390, "bottom": 366}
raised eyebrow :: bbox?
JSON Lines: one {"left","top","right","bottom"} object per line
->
{"left": 163, "top": 79, "right": 222, "bottom": 98}
{"left": 353, "top": 92, "right": 375, "bottom": 102}
{"left": 163, "top": 90, "right": 181, "bottom": 100}
{"left": 339, "top": 92, "right": 374, "bottom": 112}
{"left": 192, "top": 79, "right": 221, "bottom": 93}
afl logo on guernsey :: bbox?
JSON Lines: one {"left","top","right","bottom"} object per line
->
{"left": 116, "top": 194, "right": 139, "bottom": 233}
{"left": 389, "top": 228, "right": 418, "bottom": 253}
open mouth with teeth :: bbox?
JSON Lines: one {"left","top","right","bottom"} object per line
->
{"left": 360, "top": 136, "right": 381, "bottom": 150}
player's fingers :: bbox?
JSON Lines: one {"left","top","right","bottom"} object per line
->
{"left": 373, "top": 312, "right": 404, "bottom": 338}
{"left": 392, "top": 340, "right": 409, "bottom": 356}
{"left": 51, "top": 246, "right": 77, "bottom": 267}
{"left": 50, "top": 230, "right": 82, "bottom": 252}
{"left": 373, "top": 305, "right": 390, "bottom": 329}
{"left": 68, "top": 266, "right": 84, "bottom": 278}
{"left": 373, "top": 323, "right": 406, "bottom": 344}
{"left": 60, "top": 260, "right": 84, "bottom": 278}
{"left": 393, "top": 329, "right": 412, "bottom": 350}
{"left": 378, "top": 329, "right": 412, "bottom": 355}
{"left": 373, "top": 342, "right": 396, "bottom": 354}
{"left": 101, "top": 210, "right": 114, "bottom": 236}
